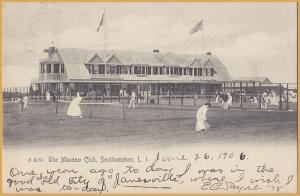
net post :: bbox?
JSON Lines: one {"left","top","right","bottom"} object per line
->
{"left": 55, "top": 99, "right": 58, "bottom": 114}
{"left": 240, "top": 82, "right": 243, "bottom": 109}
{"left": 168, "top": 83, "right": 171, "bottom": 105}
{"left": 233, "top": 82, "right": 236, "bottom": 102}
{"left": 279, "top": 83, "right": 282, "bottom": 110}
{"left": 102, "top": 89, "right": 105, "bottom": 102}
{"left": 157, "top": 84, "right": 160, "bottom": 104}
{"left": 146, "top": 85, "right": 149, "bottom": 104}
{"left": 193, "top": 83, "right": 196, "bottom": 107}
{"left": 208, "top": 82, "right": 211, "bottom": 103}
{"left": 118, "top": 85, "right": 121, "bottom": 103}
{"left": 122, "top": 101, "right": 125, "bottom": 120}
{"left": 95, "top": 86, "right": 98, "bottom": 101}
{"left": 110, "top": 84, "right": 113, "bottom": 103}
{"left": 181, "top": 83, "right": 184, "bottom": 106}
{"left": 286, "top": 83, "right": 289, "bottom": 110}
{"left": 258, "top": 82, "right": 262, "bottom": 109}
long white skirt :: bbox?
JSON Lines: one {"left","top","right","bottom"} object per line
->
{"left": 215, "top": 96, "right": 219, "bottom": 104}
{"left": 67, "top": 102, "right": 81, "bottom": 117}
{"left": 228, "top": 97, "right": 232, "bottom": 105}
{"left": 195, "top": 118, "right": 206, "bottom": 131}
{"left": 46, "top": 93, "right": 51, "bottom": 101}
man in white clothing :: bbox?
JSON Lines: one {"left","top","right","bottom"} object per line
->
{"left": 195, "top": 103, "right": 211, "bottom": 132}
{"left": 128, "top": 90, "right": 136, "bottom": 109}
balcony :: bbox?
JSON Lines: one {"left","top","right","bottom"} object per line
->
{"left": 39, "top": 73, "right": 64, "bottom": 81}
{"left": 90, "top": 73, "right": 218, "bottom": 81}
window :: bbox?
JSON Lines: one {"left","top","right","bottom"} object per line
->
{"left": 194, "top": 68, "right": 198, "bottom": 76}
{"left": 123, "top": 66, "right": 129, "bottom": 74}
{"left": 85, "top": 64, "right": 91, "bottom": 74}
{"left": 206, "top": 68, "right": 208, "bottom": 76}
{"left": 99, "top": 65, "right": 105, "bottom": 74}
{"left": 159, "top": 67, "right": 163, "bottom": 75}
{"left": 94, "top": 65, "right": 99, "bottom": 74}
{"left": 134, "top": 66, "right": 141, "bottom": 74}
{"left": 170, "top": 67, "right": 174, "bottom": 75}
{"left": 147, "top": 67, "right": 151, "bottom": 75}
{"left": 41, "top": 64, "right": 45, "bottom": 74}
{"left": 142, "top": 67, "right": 145, "bottom": 74}
{"left": 46, "top": 64, "right": 51, "bottom": 73}
{"left": 166, "top": 67, "right": 169, "bottom": 74}
{"left": 174, "top": 68, "right": 178, "bottom": 75}
{"left": 54, "top": 64, "right": 60, "bottom": 73}
{"left": 184, "top": 68, "right": 186, "bottom": 75}
{"left": 61, "top": 64, "right": 65, "bottom": 74}
{"left": 179, "top": 68, "right": 182, "bottom": 75}
{"left": 210, "top": 68, "right": 215, "bottom": 76}
{"left": 110, "top": 66, "right": 116, "bottom": 74}
{"left": 189, "top": 68, "right": 193, "bottom": 76}
{"left": 198, "top": 68, "right": 202, "bottom": 76}
{"left": 153, "top": 67, "right": 158, "bottom": 75}
{"left": 117, "top": 65, "right": 122, "bottom": 74}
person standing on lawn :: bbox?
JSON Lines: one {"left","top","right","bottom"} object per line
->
{"left": 195, "top": 103, "right": 211, "bottom": 132}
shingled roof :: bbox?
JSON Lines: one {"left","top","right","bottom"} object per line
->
{"left": 43, "top": 48, "right": 231, "bottom": 81}
{"left": 231, "top": 77, "right": 271, "bottom": 84}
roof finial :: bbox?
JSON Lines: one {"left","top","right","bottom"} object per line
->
{"left": 50, "top": 40, "right": 55, "bottom": 47}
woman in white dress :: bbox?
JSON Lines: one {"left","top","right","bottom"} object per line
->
{"left": 227, "top": 92, "right": 233, "bottom": 106}
{"left": 22, "top": 96, "right": 29, "bottom": 109}
{"left": 195, "top": 103, "right": 211, "bottom": 132}
{"left": 46, "top": 91, "right": 51, "bottom": 101}
{"left": 215, "top": 91, "right": 219, "bottom": 104}
{"left": 67, "top": 96, "right": 83, "bottom": 118}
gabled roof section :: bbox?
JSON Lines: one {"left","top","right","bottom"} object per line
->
{"left": 57, "top": 49, "right": 90, "bottom": 80}
{"left": 40, "top": 52, "right": 62, "bottom": 63}
{"left": 64, "top": 63, "right": 90, "bottom": 80}
{"left": 203, "top": 56, "right": 231, "bottom": 81}
{"left": 190, "top": 59, "right": 203, "bottom": 67}
{"left": 204, "top": 59, "right": 214, "bottom": 67}
{"left": 105, "top": 54, "right": 122, "bottom": 64}
{"left": 85, "top": 53, "right": 104, "bottom": 64}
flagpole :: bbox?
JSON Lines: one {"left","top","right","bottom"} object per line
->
{"left": 104, "top": 10, "right": 107, "bottom": 53}
{"left": 201, "top": 18, "right": 206, "bottom": 96}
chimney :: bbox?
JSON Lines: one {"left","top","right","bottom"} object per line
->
{"left": 206, "top": 52, "right": 212, "bottom": 55}
{"left": 153, "top": 49, "right": 159, "bottom": 53}
{"left": 44, "top": 46, "right": 56, "bottom": 57}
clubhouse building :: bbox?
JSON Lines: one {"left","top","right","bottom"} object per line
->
{"left": 31, "top": 46, "right": 231, "bottom": 97}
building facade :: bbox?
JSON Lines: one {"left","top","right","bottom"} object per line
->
{"left": 31, "top": 46, "right": 231, "bottom": 97}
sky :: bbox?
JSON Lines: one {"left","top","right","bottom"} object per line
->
{"left": 2, "top": 2, "right": 297, "bottom": 87}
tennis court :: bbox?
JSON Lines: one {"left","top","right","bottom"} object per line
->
{"left": 3, "top": 99, "right": 297, "bottom": 148}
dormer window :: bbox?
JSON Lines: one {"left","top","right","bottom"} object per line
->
{"left": 61, "top": 64, "right": 65, "bottom": 74}
{"left": 54, "top": 64, "right": 60, "bottom": 73}
{"left": 198, "top": 68, "right": 202, "bottom": 76}
{"left": 99, "top": 64, "right": 105, "bottom": 74}
{"left": 93, "top": 65, "right": 99, "bottom": 74}
{"left": 46, "top": 64, "right": 51, "bottom": 73}
{"left": 40, "top": 64, "right": 45, "bottom": 74}
{"left": 85, "top": 64, "right": 91, "bottom": 74}
{"left": 211, "top": 68, "right": 216, "bottom": 76}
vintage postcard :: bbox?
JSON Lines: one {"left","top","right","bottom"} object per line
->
{"left": 2, "top": 2, "right": 298, "bottom": 194}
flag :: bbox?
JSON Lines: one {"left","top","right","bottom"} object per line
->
{"left": 189, "top": 19, "right": 203, "bottom": 34}
{"left": 97, "top": 12, "right": 105, "bottom": 32}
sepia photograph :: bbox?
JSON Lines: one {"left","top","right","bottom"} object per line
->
{"left": 2, "top": 2, "right": 297, "bottom": 194}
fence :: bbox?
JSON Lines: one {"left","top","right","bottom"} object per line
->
{"left": 2, "top": 82, "right": 297, "bottom": 111}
